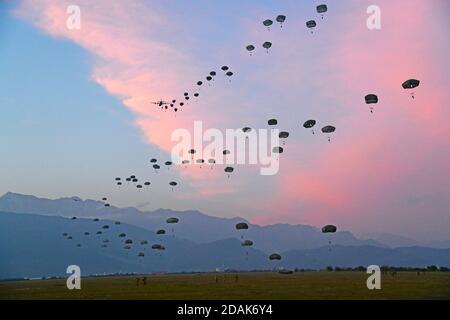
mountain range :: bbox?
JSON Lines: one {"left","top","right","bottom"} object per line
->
{"left": 0, "top": 192, "right": 449, "bottom": 279}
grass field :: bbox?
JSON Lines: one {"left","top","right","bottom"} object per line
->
{"left": 1, "top": 272, "right": 449, "bottom": 300}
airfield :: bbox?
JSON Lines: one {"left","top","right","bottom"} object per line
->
{"left": 1, "top": 271, "right": 449, "bottom": 300}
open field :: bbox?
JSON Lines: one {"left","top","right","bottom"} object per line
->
{"left": 1, "top": 272, "right": 450, "bottom": 300}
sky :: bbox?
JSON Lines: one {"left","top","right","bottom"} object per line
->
{"left": 0, "top": 0, "right": 449, "bottom": 242}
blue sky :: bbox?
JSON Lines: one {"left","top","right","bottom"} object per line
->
{"left": 1, "top": 1, "right": 450, "bottom": 242}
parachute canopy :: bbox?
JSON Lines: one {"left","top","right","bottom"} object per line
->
{"left": 166, "top": 217, "right": 179, "bottom": 224}
{"left": 235, "top": 222, "right": 249, "bottom": 230}
{"left": 365, "top": 94, "right": 378, "bottom": 104}
{"left": 279, "top": 131, "right": 289, "bottom": 139}
{"left": 322, "top": 225, "right": 337, "bottom": 233}
{"left": 262, "top": 42, "right": 272, "bottom": 52}
{"left": 316, "top": 4, "right": 328, "bottom": 14}
{"left": 269, "top": 253, "right": 282, "bottom": 260}
{"left": 402, "top": 79, "right": 420, "bottom": 89}
{"left": 273, "top": 146, "right": 284, "bottom": 154}
{"left": 224, "top": 166, "right": 234, "bottom": 173}
{"left": 306, "top": 20, "right": 317, "bottom": 29}
{"left": 321, "top": 125, "right": 336, "bottom": 133}
{"left": 156, "top": 229, "right": 166, "bottom": 235}
{"left": 268, "top": 119, "right": 278, "bottom": 126}
{"left": 276, "top": 15, "right": 286, "bottom": 24}
{"left": 263, "top": 19, "right": 273, "bottom": 27}
{"left": 241, "top": 240, "right": 254, "bottom": 247}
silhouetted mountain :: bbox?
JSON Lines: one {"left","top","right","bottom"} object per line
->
{"left": 0, "top": 192, "right": 384, "bottom": 252}
{"left": 359, "top": 232, "right": 421, "bottom": 248}
{"left": 1, "top": 211, "right": 449, "bottom": 279}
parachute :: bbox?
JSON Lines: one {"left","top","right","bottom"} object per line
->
{"left": 241, "top": 240, "right": 253, "bottom": 246}
{"left": 269, "top": 253, "right": 282, "bottom": 260}
{"left": 93, "top": 218, "right": 99, "bottom": 222}
{"left": 262, "top": 41, "right": 272, "bottom": 53}
{"left": 224, "top": 166, "right": 234, "bottom": 178}
{"left": 144, "top": 181, "right": 151, "bottom": 186}
{"left": 316, "top": 4, "right": 328, "bottom": 19}
{"left": 169, "top": 181, "right": 178, "bottom": 191}
{"left": 119, "top": 233, "right": 126, "bottom": 238}
{"left": 153, "top": 164, "right": 160, "bottom": 170}
{"left": 104, "top": 204, "right": 110, "bottom": 207}
{"left": 102, "top": 197, "right": 107, "bottom": 201}
{"left": 276, "top": 15, "right": 286, "bottom": 28}
{"left": 322, "top": 224, "right": 337, "bottom": 249}
{"left": 102, "top": 225, "right": 109, "bottom": 229}
{"left": 197, "top": 81, "right": 203, "bottom": 86}
{"left": 194, "top": 93, "right": 199, "bottom": 97}
{"left": 246, "top": 45, "right": 255, "bottom": 56}
{"left": 402, "top": 79, "right": 420, "bottom": 99}
{"left": 84, "top": 232, "right": 89, "bottom": 236}
{"left": 268, "top": 118, "right": 278, "bottom": 126}
{"left": 165, "top": 161, "right": 173, "bottom": 166}
{"left": 115, "top": 221, "right": 121, "bottom": 225}
{"left": 96, "top": 231, "right": 102, "bottom": 235}
{"left": 71, "top": 217, "right": 77, "bottom": 220}
{"left": 123, "top": 245, "right": 131, "bottom": 250}
{"left": 221, "top": 66, "right": 229, "bottom": 72}
{"left": 140, "top": 240, "right": 149, "bottom": 245}
{"left": 306, "top": 20, "right": 317, "bottom": 33}
{"left": 137, "top": 252, "right": 145, "bottom": 257}
{"left": 242, "top": 127, "right": 252, "bottom": 133}
{"left": 279, "top": 131, "right": 289, "bottom": 145}
{"left": 156, "top": 229, "right": 166, "bottom": 235}
{"left": 166, "top": 217, "right": 179, "bottom": 224}
{"left": 117, "top": 182, "right": 122, "bottom": 186}
{"left": 115, "top": 177, "right": 121, "bottom": 181}
{"left": 272, "top": 146, "right": 284, "bottom": 154}
{"left": 365, "top": 94, "right": 379, "bottom": 113}
{"left": 136, "top": 184, "right": 143, "bottom": 189}
{"left": 150, "top": 159, "right": 157, "bottom": 163}
{"left": 182, "top": 159, "right": 190, "bottom": 168}
{"left": 279, "top": 131, "right": 289, "bottom": 139}
{"left": 263, "top": 19, "right": 273, "bottom": 30}
{"left": 210, "top": 71, "right": 217, "bottom": 77}
{"left": 225, "top": 71, "right": 234, "bottom": 82}
{"left": 235, "top": 222, "right": 249, "bottom": 230}
{"left": 223, "top": 149, "right": 230, "bottom": 155}
{"left": 321, "top": 125, "right": 336, "bottom": 142}
{"left": 321, "top": 225, "right": 337, "bottom": 233}
{"left": 124, "top": 239, "right": 133, "bottom": 244}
